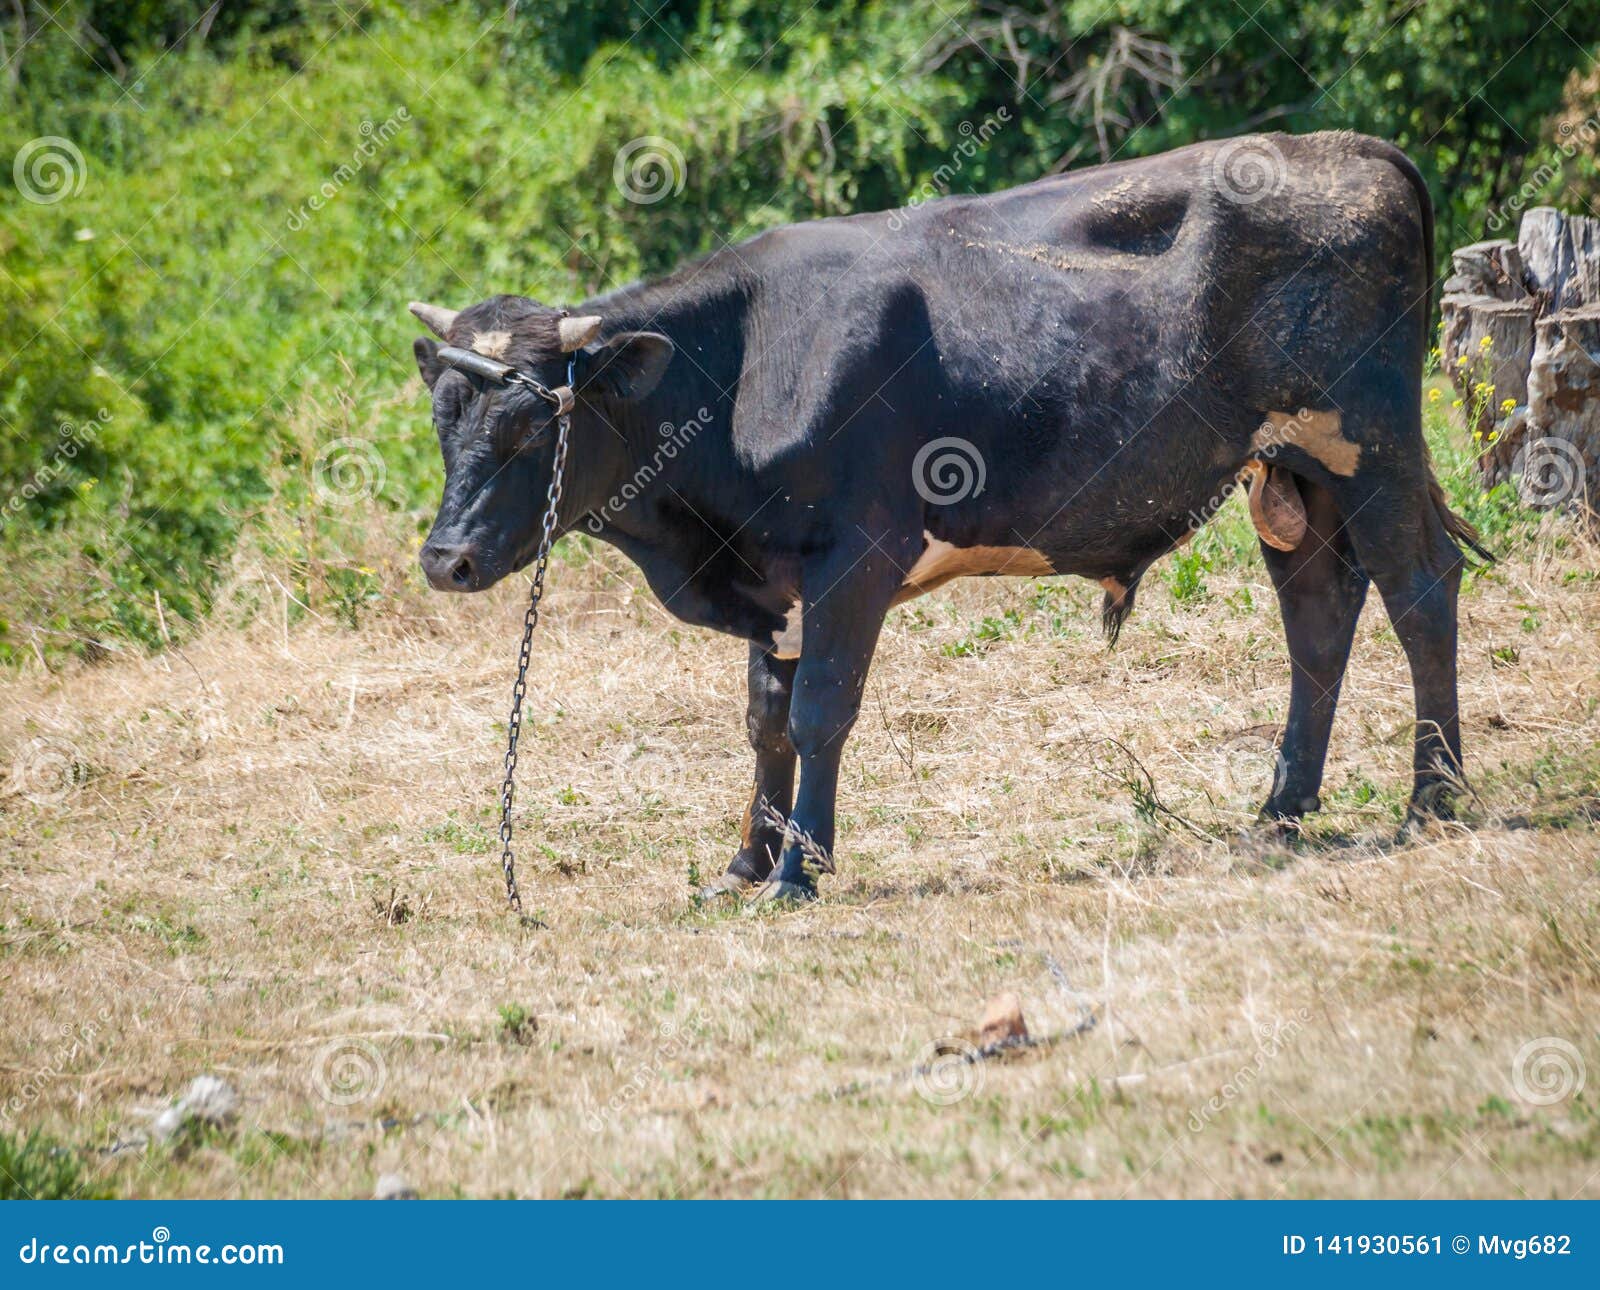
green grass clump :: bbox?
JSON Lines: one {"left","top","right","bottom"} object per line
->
{"left": 0, "top": 1129, "right": 110, "bottom": 1200}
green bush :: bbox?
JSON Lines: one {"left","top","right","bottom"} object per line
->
{"left": 1, "top": 2, "right": 1594, "bottom": 660}
{"left": 0, "top": 1129, "right": 110, "bottom": 1200}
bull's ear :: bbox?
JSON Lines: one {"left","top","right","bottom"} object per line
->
{"left": 577, "top": 331, "right": 673, "bottom": 402}
{"left": 414, "top": 336, "right": 446, "bottom": 389}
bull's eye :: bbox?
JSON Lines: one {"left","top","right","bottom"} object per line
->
{"left": 483, "top": 397, "right": 550, "bottom": 457}
{"left": 507, "top": 419, "right": 554, "bottom": 455}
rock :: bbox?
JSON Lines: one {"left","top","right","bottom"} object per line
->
{"left": 373, "top": 1172, "right": 418, "bottom": 1200}
{"left": 150, "top": 1107, "right": 185, "bottom": 1143}
{"left": 1519, "top": 207, "right": 1600, "bottom": 310}
{"left": 1443, "top": 297, "right": 1537, "bottom": 441}
{"left": 181, "top": 1075, "right": 239, "bottom": 1125}
{"left": 1445, "top": 297, "right": 1539, "bottom": 481}
{"left": 1443, "top": 239, "right": 1526, "bottom": 301}
{"left": 151, "top": 1074, "right": 239, "bottom": 1143}
{"left": 978, "top": 992, "right": 1029, "bottom": 1048}
{"left": 1442, "top": 210, "right": 1600, "bottom": 522}
{"left": 1524, "top": 306, "right": 1600, "bottom": 514}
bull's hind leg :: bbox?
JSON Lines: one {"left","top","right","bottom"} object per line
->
{"left": 1356, "top": 516, "right": 1466, "bottom": 826}
{"left": 1320, "top": 402, "right": 1468, "bottom": 827}
{"left": 704, "top": 646, "right": 798, "bottom": 899}
{"left": 1259, "top": 477, "right": 1369, "bottom": 823}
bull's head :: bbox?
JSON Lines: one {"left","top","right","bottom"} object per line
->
{"left": 410, "top": 294, "right": 673, "bottom": 591}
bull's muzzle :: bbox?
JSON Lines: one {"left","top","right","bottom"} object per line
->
{"left": 420, "top": 540, "right": 484, "bottom": 592}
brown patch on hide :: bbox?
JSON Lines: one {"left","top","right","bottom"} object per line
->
{"left": 1252, "top": 409, "right": 1360, "bottom": 476}
{"left": 472, "top": 329, "right": 513, "bottom": 359}
{"left": 770, "top": 603, "right": 803, "bottom": 660}
{"left": 893, "top": 537, "right": 1055, "bottom": 606}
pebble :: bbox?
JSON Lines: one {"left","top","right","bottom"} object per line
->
{"left": 151, "top": 1075, "right": 239, "bottom": 1143}
{"left": 373, "top": 1172, "right": 418, "bottom": 1200}
{"left": 978, "top": 992, "right": 1029, "bottom": 1048}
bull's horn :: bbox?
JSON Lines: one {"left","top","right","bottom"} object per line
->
{"left": 408, "top": 301, "right": 459, "bottom": 338}
{"left": 558, "top": 314, "right": 602, "bottom": 351}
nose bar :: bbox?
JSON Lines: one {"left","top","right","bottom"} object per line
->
{"left": 437, "top": 345, "right": 515, "bottom": 384}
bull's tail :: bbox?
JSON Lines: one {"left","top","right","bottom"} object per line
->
{"left": 1426, "top": 450, "right": 1496, "bottom": 566}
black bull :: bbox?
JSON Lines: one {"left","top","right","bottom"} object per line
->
{"left": 409, "top": 130, "right": 1489, "bottom": 903}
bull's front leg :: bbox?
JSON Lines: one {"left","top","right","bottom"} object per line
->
{"left": 701, "top": 644, "right": 798, "bottom": 900}
{"left": 753, "top": 535, "right": 911, "bottom": 904}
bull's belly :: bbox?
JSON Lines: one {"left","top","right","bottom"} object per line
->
{"left": 892, "top": 534, "right": 1054, "bottom": 603}
{"left": 767, "top": 461, "right": 1309, "bottom": 659}
{"left": 769, "top": 532, "right": 1056, "bottom": 658}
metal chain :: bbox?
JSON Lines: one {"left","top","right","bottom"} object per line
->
{"left": 496, "top": 404, "right": 573, "bottom": 920}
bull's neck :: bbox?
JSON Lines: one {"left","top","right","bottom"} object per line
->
{"left": 559, "top": 269, "right": 746, "bottom": 533}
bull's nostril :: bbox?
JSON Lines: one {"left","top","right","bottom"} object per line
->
{"left": 421, "top": 542, "right": 479, "bottom": 591}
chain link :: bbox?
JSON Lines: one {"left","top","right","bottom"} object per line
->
{"left": 496, "top": 404, "right": 573, "bottom": 920}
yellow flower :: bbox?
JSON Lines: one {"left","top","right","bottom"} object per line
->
{"left": 1500, "top": 398, "right": 1516, "bottom": 412}
{"left": 1427, "top": 388, "right": 1442, "bottom": 404}
{"left": 1479, "top": 334, "right": 1493, "bottom": 349}
{"left": 1452, "top": 399, "right": 1464, "bottom": 408}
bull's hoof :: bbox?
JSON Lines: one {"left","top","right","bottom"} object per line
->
{"left": 748, "top": 879, "right": 817, "bottom": 907}
{"left": 698, "top": 871, "right": 754, "bottom": 903}
{"left": 1251, "top": 812, "right": 1303, "bottom": 839}
{"left": 1395, "top": 809, "right": 1453, "bottom": 845}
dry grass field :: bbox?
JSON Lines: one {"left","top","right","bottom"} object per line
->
{"left": 3, "top": 449, "right": 1599, "bottom": 1199}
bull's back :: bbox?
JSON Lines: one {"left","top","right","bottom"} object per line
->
{"left": 874, "top": 133, "right": 1430, "bottom": 567}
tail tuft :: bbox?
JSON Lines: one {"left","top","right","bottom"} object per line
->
{"left": 1428, "top": 472, "right": 1495, "bottom": 566}
{"left": 1101, "top": 576, "right": 1140, "bottom": 644}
